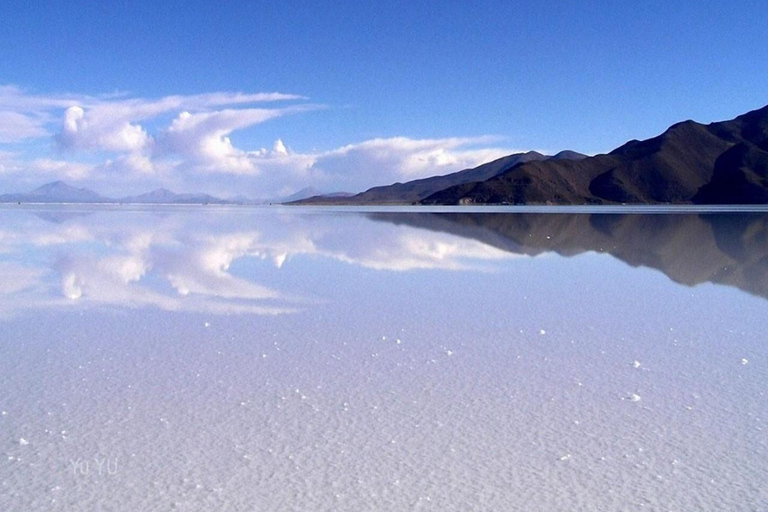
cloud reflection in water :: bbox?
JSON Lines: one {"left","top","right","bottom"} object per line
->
{"left": 1, "top": 206, "right": 767, "bottom": 320}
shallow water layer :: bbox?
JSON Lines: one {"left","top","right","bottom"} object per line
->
{"left": 1, "top": 205, "right": 766, "bottom": 511}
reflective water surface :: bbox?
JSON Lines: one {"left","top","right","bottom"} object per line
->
{"left": 1, "top": 205, "right": 766, "bottom": 511}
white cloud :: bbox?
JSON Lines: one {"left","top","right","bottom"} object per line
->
{"left": 0, "top": 84, "right": 96, "bottom": 111}
{"left": 58, "top": 105, "right": 151, "bottom": 152}
{"left": 213, "top": 136, "right": 520, "bottom": 196}
{"left": 53, "top": 93, "right": 308, "bottom": 155}
{"left": 160, "top": 108, "right": 288, "bottom": 173}
{"left": 273, "top": 138, "right": 288, "bottom": 155}
{"left": 308, "top": 136, "right": 513, "bottom": 191}
{"left": 0, "top": 84, "right": 307, "bottom": 159}
{"left": 0, "top": 85, "right": 304, "bottom": 114}
{"left": 28, "top": 158, "right": 95, "bottom": 180}
{"left": 0, "top": 84, "right": 317, "bottom": 191}
{"left": 0, "top": 150, "right": 20, "bottom": 175}
{"left": 0, "top": 111, "right": 49, "bottom": 142}
{"left": 99, "top": 152, "right": 156, "bottom": 176}
{"left": 0, "top": 263, "right": 46, "bottom": 294}
{"left": 0, "top": 84, "right": 528, "bottom": 197}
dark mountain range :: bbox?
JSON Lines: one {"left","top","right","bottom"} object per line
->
{"left": 422, "top": 105, "right": 768, "bottom": 205}
{"left": 551, "top": 150, "right": 588, "bottom": 161}
{"left": 296, "top": 150, "right": 586, "bottom": 204}
{"left": 320, "top": 191, "right": 355, "bottom": 198}
{"left": 367, "top": 211, "right": 768, "bottom": 300}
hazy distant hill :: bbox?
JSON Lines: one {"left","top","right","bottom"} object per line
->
{"left": 422, "top": 105, "right": 768, "bottom": 205}
{"left": 119, "top": 188, "right": 231, "bottom": 204}
{"left": 250, "top": 188, "right": 354, "bottom": 204}
{"left": 0, "top": 181, "right": 353, "bottom": 206}
{"left": 0, "top": 182, "right": 234, "bottom": 205}
{"left": 271, "top": 187, "right": 356, "bottom": 204}
{"left": 296, "top": 150, "right": 586, "bottom": 204}
{"left": 0, "top": 181, "right": 108, "bottom": 203}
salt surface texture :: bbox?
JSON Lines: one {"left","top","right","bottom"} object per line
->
{"left": 0, "top": 205, "right": 766, "bottom": 511}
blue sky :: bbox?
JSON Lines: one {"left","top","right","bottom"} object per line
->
{"left": 1, "top": 0, "right": 766, "bottom": 197}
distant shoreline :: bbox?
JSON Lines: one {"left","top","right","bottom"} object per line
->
{"left": 3, "top": 202, "right": 768, "bottom": 214}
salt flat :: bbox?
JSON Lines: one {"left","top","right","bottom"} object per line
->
{"left": 1, "top": 206, "right": 766, "bottom": 511}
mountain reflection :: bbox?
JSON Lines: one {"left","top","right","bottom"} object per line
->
{"left": 368, "top": 211, "right": 768, "bottom": 300}
{"left": 1, "top": 207, "right": 766, "bottom": 319}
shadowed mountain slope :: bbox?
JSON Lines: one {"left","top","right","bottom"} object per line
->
{"left": 297, "top": 150, "right": 585, "bottom": 204}
{"left": 422, "top": 105, "right": 768, "bottom": 205}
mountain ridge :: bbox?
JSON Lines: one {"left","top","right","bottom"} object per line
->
{"left": 0, "top": 181, "right": 110, "bottom": 203}
{"left": 295, "top": 150, "right": 586, "bottom": 204}
{"left": 119, "top": 188, "right": 229, "bottom": 204}
{"left": 421, "top": 105, "right": 768, "bottom": 205}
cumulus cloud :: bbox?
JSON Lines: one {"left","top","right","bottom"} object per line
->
{"left": 0, "top": 83, "right": 528, "bottom": 196}
{"left": 58, "top": 105, "right": 151, "bottom": 152}
{"left": 160, "top": 108, "right": 290, "bottom": 173}
{"left": 0, "top": 84, "right": 307, "bottom": 158}
{"left": 0, "top": 84, "right": 317, "bottom": 189}
{"left": 273, "top": 138, "right": 288, "bottom": 155}
{"left": 215, "top": 136, "right": 520, "bottom": 196}
{"left": 53, "top": 92, "right": 308, "bottom": 155}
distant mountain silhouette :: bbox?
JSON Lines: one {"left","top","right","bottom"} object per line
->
{"left": 0, "top": 181, "right": 358, "bottom": 206}
{"left": 0, "top": 181, "right": 359, "bottom": 206}
{"left": 120, "top": 188, "right": 230, "bottom": 204}
{"left": 260, "top": 188, "right": 354, "bottom": 204}
{"left": 276, "top": 187, "right": 323, "bottom": 203}
{"left": 422, "top": 105, "right": 768, "bottom": 205}
{"left": 0, "top": 182, "right": 234, "bottom": 205}
{"left": 296, "top": 151, "right": 586, "bottom": 204}
{"left": 272, "top": 187, "right": 354, "bottom": 203}
{"left": 0, "top": 181, "right": 108, "bottom": 203}
{"left": 368, "top": 211, "right": 768, "bottom": 300}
